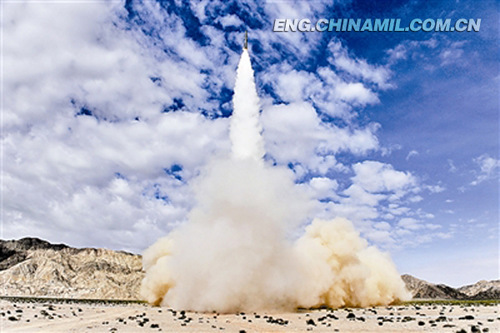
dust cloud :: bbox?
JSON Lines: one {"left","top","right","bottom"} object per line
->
{"left": 140, "top": 49, "right": 411, "bottom": 312}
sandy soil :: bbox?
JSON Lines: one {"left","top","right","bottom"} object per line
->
{"left": 1, "top": 300, "right": 498, "bottom": 332}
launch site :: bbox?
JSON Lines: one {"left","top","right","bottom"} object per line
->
{"left": 1, "top": 0, "right": 498, "bottom": 332}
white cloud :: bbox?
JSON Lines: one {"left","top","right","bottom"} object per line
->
{"left": 260, "top": 53, "right": 381, "bottom": 120}
{"left": 406, "top": 150, "right": 419, "bottom": 160}
{"left": 385, "top": 205, "right": 411, "bottom": 216}
{"left": 448, "top": 159, "right": 458, "bottom": 173}
{"left": 470, "top": 154, "right": 500, "bottom": 185}
{"left": 425, "top": 184, "right": 446, "bottom": 193}
{"left": 374, "top": 221, "right": 391, "bottom": 231}
{"left": 439, "top": 41, "right": 466, "bottom": 66}
{"left": 1, "top": 2, "right": 233, "bottom": 252}
{"left": 3, "top": 2, "right": 178, "bottom": 129}
{"left": 216, "top": 14, "right": 243, "bottom": 28}
{"left": 409, "top": 195, "right": 423, "bottom": 203}
{"left": 261, "top": 102, "right": 379, "bottom": 173}
{"left": 351, "top": 161, "right": 417, "bottom": 194}
{"left": 386, "top": 37, "right": 470, "bottom": 72}
{"left": 270, "top": 67, "right": 320, "bottom": 103}
{"left": 2, "top": 111, "right": 230, "bottom": 252}
{"left": 366, "top": 229, "right": 394, "bottom": 245}
{"left": 335, "top": 81, "right": 379, "bottom": 105}
{"left": 394, "top": 218, "right": 449, "bottom": 248}
{"left": 386, "top": 38, "right": 438, "bottom": 65}
{"left": 308, "top": 177, "right": 339, "bottom": 200}
{"left": 397, "top": 218, "right": 421, "bottom": 230}
{"left": 386, "top": 43, "right": 408, "bottom": 63}
{"left": 343, "top": 184, "right": 386, "bottom": 206}
{"left": 425, "top": 224, "right": 441, "bottom": 230}
{"left": 318, "top": 67, "right": 380, "bottom": 107}
{"left": 308, "top": 159, "right": 454, "bottom": 250}
{"left": 328, "top": 40, "right": 392, "bottom": 89}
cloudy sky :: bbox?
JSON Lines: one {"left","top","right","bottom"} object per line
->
{"left": 2, "top": 0, "right": 498, "bottom": 287}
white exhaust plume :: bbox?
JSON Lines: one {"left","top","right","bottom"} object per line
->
{"left": 140, "top": 49, "right": 410, "bottom": 312}
{"left": 229, "top": 49, "right": 265, "bottom": 161}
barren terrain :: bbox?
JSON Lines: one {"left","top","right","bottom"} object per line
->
{"left": 1, "top": 299, "right": 498, "bottom": 332}
{"left": 2, "top": 238, "right": 499, "bottom": 332}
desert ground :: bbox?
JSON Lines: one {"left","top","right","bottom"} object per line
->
{"left": 0, "top": 299, "right": 498, "bottom": 332}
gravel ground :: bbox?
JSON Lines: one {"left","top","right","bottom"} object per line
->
{"left": 1, "top": 299, "right": 498, "bottom": 332}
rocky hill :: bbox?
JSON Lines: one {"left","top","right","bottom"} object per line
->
{"left": 0, "top": 237, "right": 143, "bottom": 299}
{"left": 1, "top": 237, "right": 498, "bottom": 301}
{"left": 401, "top": 274, "right": 467, "bottom": 299}
{"left": 401, "top": 274, "right": 500, "bottom": 300}
{"left": 458, "top": 280, "right": 500, "bottom": 300}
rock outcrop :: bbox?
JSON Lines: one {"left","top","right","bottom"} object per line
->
{"left": 0, "top": 237, "right": 143, "bottom": 299}
{"left": 458, "top": 280, "right": 500, "bottom": 300}
{"left": 402, "top": 274, "right": 499, "bottom": 300}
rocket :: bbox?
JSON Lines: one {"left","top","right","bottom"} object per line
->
{"left": 244, "top": 30, "right": 248, "bottom": 49}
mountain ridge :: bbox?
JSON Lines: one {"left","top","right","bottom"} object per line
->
{"left": 1, "top": 237, "right": 498, "bottom": 301}
{"left": 0, "top": 237, "right": 142, "bottom": 299}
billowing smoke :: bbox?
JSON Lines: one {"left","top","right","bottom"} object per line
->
{"left": 140, "top": 49, "right": 411, "bottom": 312}
{"left": 229, "top": 49, "right": 265, "bottom": 161}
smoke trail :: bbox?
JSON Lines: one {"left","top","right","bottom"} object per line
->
{"left": 230, "top": 49, "right": 265, "bottom": 161}
{"left": 140, "top": 48, "right": 411, "bottom": 312}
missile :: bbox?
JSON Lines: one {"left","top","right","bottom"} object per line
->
{"left": 244, "top": 30, "right": 248, "bottom": 49}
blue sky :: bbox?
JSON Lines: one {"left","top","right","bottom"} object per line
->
{"left": 2, "top": 0, "right": 498, "bottom": 287}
